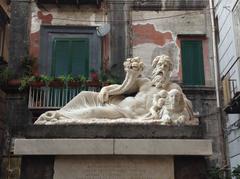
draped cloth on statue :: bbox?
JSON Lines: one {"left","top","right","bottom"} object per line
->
{"left": 53, "top": 91, "right": 135, "bottom": 120}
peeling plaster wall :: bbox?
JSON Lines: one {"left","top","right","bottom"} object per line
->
{"left": 30, "top": 4, "right": 107, "bottom": 34}
{"left": 132, "top": 10, "right": 213, "bottom": 85}
{"left": 29, "top": 3, "right": 108, "bottom": 65}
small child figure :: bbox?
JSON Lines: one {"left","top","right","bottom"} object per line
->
{"left": 145, "top": 90, "right": 168, "bottom": 119}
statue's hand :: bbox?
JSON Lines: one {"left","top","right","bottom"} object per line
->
{"left": 98, "top": 87, "right": 109, "bottom": 104}
{"left": 123, "top": 57, "right": 144, "bottom": 76}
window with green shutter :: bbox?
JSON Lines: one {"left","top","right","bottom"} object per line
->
{"left": 181, "top": 40, "right": 205, "bottom": 85}
{"left": 51, "top": 38, "right": 89, "bottom": 78}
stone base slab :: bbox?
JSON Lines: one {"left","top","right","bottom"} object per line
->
{"left": 14, "top": 139, "right": 212, "bottom": 156}
{"left": 24, "top": 125, "right": 203, "bottom": 139}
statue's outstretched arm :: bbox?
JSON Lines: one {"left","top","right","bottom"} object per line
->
{"left": 98, "top": 57, "right": 144, "bottom": 103}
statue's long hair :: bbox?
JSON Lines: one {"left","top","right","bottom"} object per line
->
{"left": 152, "top": 55, "right": 173, "bottom": 71}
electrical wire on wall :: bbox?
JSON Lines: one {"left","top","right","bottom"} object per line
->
{"left": 45, "top": 8, "right": 213, "bottom": 23}
{"left": 223, "top": 118, "right": 240, "bottom": 136}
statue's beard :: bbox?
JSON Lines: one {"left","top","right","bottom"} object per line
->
{"left": 152, "top": 68, "right": 170, "bottom": 89}
{"left": 152, "top": 74, "right": 169, "bottom": 89}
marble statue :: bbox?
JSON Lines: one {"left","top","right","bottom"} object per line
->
{"left": 35, "top": 55, "right": 198, "bottom": 125}
{"left": 145, "top": 90, "right": 168, "bottom": 119}
{"left": 158, "top": 89, "right": 191, "bottom": 125}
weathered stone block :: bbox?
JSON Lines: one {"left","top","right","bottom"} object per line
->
{"left": 20, "top": 156, "right": 54, "bottom": 179}
{"left": 1, "top": 157, "right": 21, "bottom": 179}
{"left": 54, "top": 156, "right": 174, "bottom": 179}
{"left": 14, "top": 138, "right": 212, "bottom": 156}
{"left": 24, "top": 124, "right": 203, "bottom": 139}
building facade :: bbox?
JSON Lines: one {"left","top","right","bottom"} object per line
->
{"left": 214, "top": 0, "right": 240, "bottom": 172}
{"left": 0, "top": 0, "right": 228, "bottom": 178}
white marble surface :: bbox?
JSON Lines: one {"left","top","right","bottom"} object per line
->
{"left": 34, "top": 117, "right": 199, "bottom": 125}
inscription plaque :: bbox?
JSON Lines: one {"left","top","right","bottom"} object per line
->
{"left": 54, "top": 156, "right": 174, "bottom": 179}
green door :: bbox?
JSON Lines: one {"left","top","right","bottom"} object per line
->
{"left": 181, "top": 40, "right": 205, "bottom": 85}
{"left": 52, "top": 38, "right": 89, "bottom": 77}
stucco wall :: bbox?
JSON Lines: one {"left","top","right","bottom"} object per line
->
{"left": 29, "top": 2, "right": 215, "bottom": 84}
{"left": 30, "top": 4, "right": 107, "bottom": 34}
{"left": 132, "top": 10, "right": 214, "bottom": 85}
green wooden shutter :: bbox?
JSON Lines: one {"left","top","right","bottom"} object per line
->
{"left": 181, "top": 40, "right": 205, "bottom": 85}
{"left": 71, "top": 39, "right": 89, "bottom": 77}
{"left": 52, "top": 38, "right": 89, "bottom": 77}
{"left": 52, "top": 39, "right": 71, "bottom": 77}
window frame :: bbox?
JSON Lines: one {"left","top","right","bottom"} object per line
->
{"left": 39, "top": 25, "right": 101, "bottom": 76}
{"left": 177, "top": 35, "right": 208, "bottom": 86}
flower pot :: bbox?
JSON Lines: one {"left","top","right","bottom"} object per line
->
{"left": 86, "top": 80, "right": 101, "bottom": 88}
{"left": 90, "top": 72, "right": 99, "bottom": 81}
{"left": 68, "top": 81, "right": 81, "bottom": 88}
{"left": 49, "top": 80, "right": 64, "bottom": 88}
{"left": 7, "top": 79, "right": 21, "bottom": 87}
{"left": 29, "top": 81, "right": 45, "bottom": 88}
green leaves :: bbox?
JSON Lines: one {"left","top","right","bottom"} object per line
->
{"left": 0, "top": 67, "right": 13, "bottom": 85}
{"left": 232, "top": 165, "right": 240, "bottom": 179}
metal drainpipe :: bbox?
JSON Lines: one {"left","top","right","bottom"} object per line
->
{"left": 209, "top": 0, "right": 221, "bottom": 108}
{"left": 209, "top": 0, "right": 229, "bottom": 175}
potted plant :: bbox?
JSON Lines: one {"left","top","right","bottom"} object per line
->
{"left": 20, "top": 56, "right": 36, "bottom": 76}
{"left": 86, "top": 68, "right": 100, "bottom": 88}
{"left": 100, "top": 70, "right": 119, "bottom": 86}
{"left": 58, "top": 74, "right": 75, "bottom": 87}
{"left": 0, "top": 67, "right": 22, "bottom": 91}
{"left": 49, "top": 76, "right": 64, "bottom": 88}
{"left": 90, "top": 68, "right": 99, "bottom": 82}
{"left": 40, "top": 75, "right": 54, "bottom": 86}
{"left": 19, "top": 76, "right": 34, "bottom": 91}
{"left": 0, "top": 67, "right": 14, "bottom": 86}
{"left": 69, "top": 75, "right": 86, "bottom": 88}
{"left": 232, "top": 165, "right": 240, "bottom": 179}
{"left": 30, "top": 75, "right": 54, "bottom": 87}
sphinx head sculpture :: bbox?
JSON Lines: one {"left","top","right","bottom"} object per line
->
{"left": 165, "top": 89, "right": 185, "bottom": 113}
{"left": 159, "top": 89, "right": 190, "bottom": 125}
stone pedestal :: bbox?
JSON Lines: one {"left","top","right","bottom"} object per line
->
{"left": 13, "top": 125, "right": 212, "bottom": 179}
{"left": 54, "top": 156, "right": 174, "bottom": 179}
